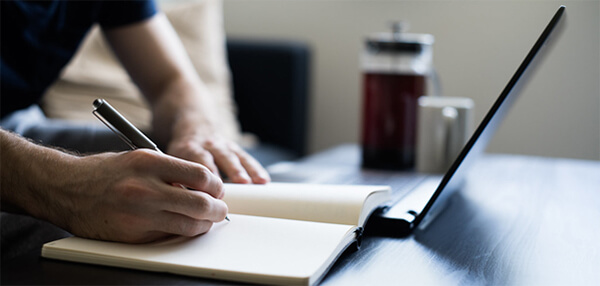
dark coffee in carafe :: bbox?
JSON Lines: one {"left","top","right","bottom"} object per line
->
{"left": 361, "top": 23, "right": 434, "bottom": 169}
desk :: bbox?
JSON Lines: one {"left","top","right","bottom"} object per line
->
{"left": 2, "top": 145, "right": 600, "bottom": 285}
{"left": 278, "top": 145, "right": 600, "bottom": 285}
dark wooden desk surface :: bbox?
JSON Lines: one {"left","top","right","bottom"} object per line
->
{"left": 2, "top": 145, "right": 599, "bottom": 285}
{"left": 274, "top": 145, "right": 600, "bottom": 285}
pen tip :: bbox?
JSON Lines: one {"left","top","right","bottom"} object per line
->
{"left": 225, "top": 216, "right": 230, "bottom": 222}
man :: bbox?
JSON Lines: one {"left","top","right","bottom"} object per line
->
{"left": 1, "top": 1, "right": 270, "bottom": 244}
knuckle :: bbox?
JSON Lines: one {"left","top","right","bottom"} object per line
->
{"left": 192, "top": 193, "right": 227, "bottom": 221}
{"left": 202, "top": 138, "right": 217, "bottom": 149}
{"left": 214, "top": 182, "right": 225, "bottom": 199}
{"left": 177, "top": 140, "right": 198, "bottom": 155}
{"left": 197, "top": 149, "right": 214, "bottom": 161}
{"left": 131, "top": 148, "right": 158, "bottom": 158}
{"left": 124, "top": 149, "right": 161, "bottom": 171}
{"left": 195, "top": 167, "right": 210, "bottom": 183}
{"left": 196, "top": 167, "right": 218, "bottom": 187}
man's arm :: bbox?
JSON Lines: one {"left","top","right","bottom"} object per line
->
{"left": 102, "top": 13, "right": 270, "bottom": 184}
{"left": 0, "top": 129, "right": 227, "bottom": 243}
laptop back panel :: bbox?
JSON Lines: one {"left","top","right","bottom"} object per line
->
{"left": 412, "top": 6, "right": 566, "bottom": 230}
{"left": 367, "top": 6, "right": 566, "bottom": 236}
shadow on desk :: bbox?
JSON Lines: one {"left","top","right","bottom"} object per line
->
{"left": 327, "top": 190, "right": 512, "bottom": 285}
{"left": 358, "top": 188, "right": 522, "bottom": 285}
{"left": 412, "top": 191, "right": 515, "bottom": 284}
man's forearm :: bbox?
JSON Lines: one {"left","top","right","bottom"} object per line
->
{"left": 102, "top": 14, "right": 220, "bottom": 147}
{"left": 102, "top": 13, "right": 270, "bottom": 183}
{"left": 0, "top": 129, "right": 77, "bottom": 225}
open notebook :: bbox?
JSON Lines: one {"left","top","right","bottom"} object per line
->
{"left": 42, "top": 183, "right": 390, "bottom": 286}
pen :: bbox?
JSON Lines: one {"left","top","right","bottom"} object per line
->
{"left": 92, "top": 99, "right": 230, "bottom": 222}
{"left": 92, "top": 99, "right": 158, "bottom": 151}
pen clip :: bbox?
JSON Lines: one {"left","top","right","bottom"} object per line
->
{"left": 93, "top": 110, "right": 137, "bottom": 150}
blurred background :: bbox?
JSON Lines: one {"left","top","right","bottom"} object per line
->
{"left": 223, "top": 0, "right": 599, "bottom": 160}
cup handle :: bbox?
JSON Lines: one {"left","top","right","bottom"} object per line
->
{"left": 428, "top": 68, "right": 443, "bottom": 97}
{"left": 442, "top": 106, "right": 459, "bottom": 167}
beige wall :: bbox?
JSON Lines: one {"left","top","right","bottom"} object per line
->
{"left": 223, "top": 0, "right": 600, "bottom": 160}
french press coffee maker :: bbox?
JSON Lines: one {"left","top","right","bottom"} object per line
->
{"left": 361, "top": 22, "right": 436, "bottom": 170}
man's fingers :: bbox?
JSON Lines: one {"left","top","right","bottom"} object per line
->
{"left": 153, "top": 211, "right": 215, "bottom": 237}
{"left": 235, "top": 149, "right": 271, "bottom": 184}
{"left": 166, "top": 136, "right": 271, "bottom": 184}
{"left": 190, "top": 149, "right": 220, "bottom": 178}
{"left": 137, "top": 151, "right": 224, "bottom": 199}
{"left": 159, "top": 185, "right": 229, "bottom": 222}
{"left": 166, "top": 141, "right": 220, "bottom": 177}
{"left": 203, "top": 142, "right": 252, "bottom": 184}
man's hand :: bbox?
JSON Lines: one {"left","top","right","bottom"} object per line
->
{"left": 63, "top": 149, "right": 228, "bottom": 243}
{"left": 1, "top": 130, "right": 227, "bottom": 243}
{"left": 167, "top": 134, "right": 270, "bottom": 184}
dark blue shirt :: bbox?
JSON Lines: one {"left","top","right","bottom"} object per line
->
{"left": 1, "top": 0, "right": 158, "bottom": 118}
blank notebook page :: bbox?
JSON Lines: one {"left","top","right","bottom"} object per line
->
{"left": 43, "top": 214, "right": 355, "bottom": 282}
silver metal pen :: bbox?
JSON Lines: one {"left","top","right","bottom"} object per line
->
{"left": 93, "top": 99, "right": 230, "bottom": 221}
{"left": 93, "top": 99, "right": 158, "bottom": 151}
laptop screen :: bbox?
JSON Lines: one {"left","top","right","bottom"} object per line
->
{"left": 413, "top": 6, "right": 566, "bottom": 229}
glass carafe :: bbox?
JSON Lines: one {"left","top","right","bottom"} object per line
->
{"left": 361, "top": 22, "right": 435, "bottom": 170}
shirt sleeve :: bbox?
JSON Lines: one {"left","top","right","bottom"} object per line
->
{"left": 97, "top": 0, "right": 158, "bottom": 30}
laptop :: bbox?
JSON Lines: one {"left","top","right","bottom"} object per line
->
{"left": 365, "top": 5, "right": 567, "bottom": 236}
{"left": 270, "top": 6, "right": 566, "bottom": 237}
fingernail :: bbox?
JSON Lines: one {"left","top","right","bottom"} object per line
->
{"left": 235, "top": 172, "right": 251, "bottom": 184}
{"left": 254, "top": 172, "right": 271, "bottom": 184}
{"left": 262, "top": 172, "right": 271, "bottom": 181}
